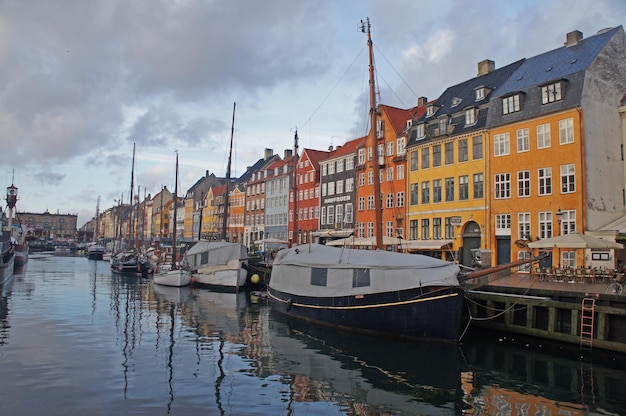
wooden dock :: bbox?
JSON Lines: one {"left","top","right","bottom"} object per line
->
{"left": 464, "top": 271, "right": 626, "bottom": 354}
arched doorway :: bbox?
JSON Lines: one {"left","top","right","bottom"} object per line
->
{"left": 461, "top": 221, "right": 481, "bottom": 267}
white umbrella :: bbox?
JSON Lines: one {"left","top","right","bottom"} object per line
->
{"left": 527, "top": 232, "right": 623, "bottom": 249}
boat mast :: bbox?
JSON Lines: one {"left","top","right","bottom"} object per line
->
{"left": 362, "top": 18, "right": 383, "bottom": 249}
{"left": 292, "top": 129, "right": 299, "bottom": 246}
{"left": 221, "top": 102, "right": 235, "bottom": 242}
{"left": 95, "top": 196, "right": 100, "bottom": 243}
{"left": 172, "top": 151, "right": 179, "bottom": 269}
{"left": 129, "top": 143, "right": 136, "bottom": 250}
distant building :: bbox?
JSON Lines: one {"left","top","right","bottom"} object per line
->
{"left": 21, "top": 210, "right": 78, "bottom": 240}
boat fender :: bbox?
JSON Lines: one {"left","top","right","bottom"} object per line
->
{"left": 286, "top": 298, "right": 292, "bottom": 311}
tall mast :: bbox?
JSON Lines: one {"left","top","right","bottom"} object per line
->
{"left": 362, "top": 18, "right": 383, "bottom": 249}
{"left": 292, "top": 129, "right": 299, "bottom": 246}
{"left": 172, "top": 151, "right": 179, "bottom": 268}
{"left": 129, "top": 143, "right": 136, "bottom": 250}
{"left": 221, "top": 102, "right": 235, "bottom": 241}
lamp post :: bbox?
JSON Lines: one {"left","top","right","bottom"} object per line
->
{"left": 556, "top": 207, "right": 563, "bottom": 235}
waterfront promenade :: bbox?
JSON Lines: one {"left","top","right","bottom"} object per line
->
{"left": 482, "top": 272, "right": 612, "bottom": 295}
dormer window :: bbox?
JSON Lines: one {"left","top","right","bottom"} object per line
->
{"left": 451, "top": 97, "right": 462, "bottom": 107}
{"left": 502, "top": 93, "right": 521, "bottom": 115}
{"left": 406, "top": 119, "right": 413, "bottom": 129}
{"left": 465, "top": 108, "right": 478, "bottom": 126}
{"left": 541, "top": 81, "right": 563, "bottom": 104}
{"left": 416, "top": 123, "right": 425, "bottom": 140}
{"left": 475, "top": 87, "right": 485, "bottom": 101}
{"left": 426, "top": 105, "right": 437, "bottom": 117}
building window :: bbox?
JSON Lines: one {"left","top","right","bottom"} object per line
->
{"left": 426, "top": 105, "right": 435, "bottom": 117}
{"left": 458, "top": 139, "right": 468, "bottom": 162}
{"left": 559, "top": 118, "right": 574, "bottom": 144}
{"left": 335, "top": 204, "right": 343, "bottom": 225}
{"left": 367, "top": 222, "right": 374, "bottom": 238}
{"left": 561, "top": 210, "right": 576, "bottom": 235}
{"left": 322, "top": 164, "right": 327, "bottom": 176}
{"left": 494, "top": 133, "right": 510, "bottom": 156}
{"left": 541, "top": 82, "right": 562, "bottom": 104}
{"left": 358, "top": 148, "right": 366, "bottom": 165}
{"left": 496, "top": 214, "right": 511, "bottom": 231}
{"left": 328, "top": 162, "right": 335, "bottom": 174}
{"left": 433, "top": 144, "right": 441, "bottom": 167}
{"left": 438, "top": 117, "right": 448, "bottom": 135}
{"left": 494, "top": 173, "right": 511, "bottom": 199}
{"left": 475, "top": 87, "right": 485, "bottom": 101}
{"left": 367, "top": 195, "right": 375, "bottom": 210}
{"left": 386, "top": 221, "right": 394, "bottom": 237}
{"left": 518, "top": 212, "right": 531, "bottom": 240}
{"left": 445, "top": 177, "right": 455, "bottom": 202}
{"left": 416, "top": 123, "right": 425, "bottom": 139}
{"left": 472, "top": 136, "right": 483, "bottom": 160}
{"left": 321, "top": 206, "right": 326, "bottom": 225}
{"left": 433, "top": 218, "right": 442, "bottom": 239}
{"left": 386, "top": 166, "right": 393, "bottom": 182}
{"left": 358, "top": 173, "right": 365, "bottom": 187}
{"left": 421, "top": 219, "right": 430, "bottom": 240}
{"left": 459, "top": 175, "right": 469, "bottom": 200}
{"left": 445, "top": 217, "right": 454, "bottom": 239}
{"left": 336, "top": 179, "right": 344, "bottom": 194}
{"left": 421, "top": 181, "right": 430, "bottom": 204}
{"left": 562, "top": 251, "right": 576, "bottom": 268}
{"left": 346, "top": 157, "right": 354, "bottom": 170}
{"left": 410, "top": 183, "right": 419, "bottom": 205}
{"left": 465, "top": 108, "right": 477, "bottom": 125}
{"left": 473, "top": 173, "right": 484, "bottom": 199}
{"left": 516, "top": 128, "right": 529, "bottom": 153}
{"left": 445, "top": 142, "right": 454, "bottom": 165}
{"left": 539, "top": 211, "right": 553, "bottom": 239}
{"left": 386, "top": 193, "right": 393, "bottom": 208}
{"left": 538, "top": 167, "right": 552, "bottom": 196}
{"left": 410, "top": 219, "right": 418, "bottom": 240}
{"left": 537, "top": 123, "right": 551, "bottom": 149}
{"left": 397, "top": 164, "right": 404, "bottom": 180}
{"left": 358, "top": 197, "right": 365, "bottom": 211}
{"left": 560, "top": 164, "right": 575, "bottom": 193}
{"left": 397, "top": 192, "right": 405, "bottom": 207}
{"left": 410, "top": 151, "right": 418, "bottom": 171}
{"left": 422, "top": 148, "right": 430, "bottom": 169}
{"left": 397, "top": 137, "right": 405, "bottom": 155}
{"left": 368, "top": 171, "right": 374, "bottom": 185}
{"left": 336, "top": 159, "right": 344, "bottom": 173}
{"left": 387, "top": 141, "right": 394, "bottom": 156}
{"left": 433, "top": 179, "right": 442, "bottom": 203}
{"left": 518, "top": 170, "right": 530, "bottom": 197}
{"left": 345, "top": 204, "right": 353, "bottom": 224}
{"left": 346, "top": 177, "right": 354, "bottom": 192}
{"left": 502, "top": 94, "right": 520, "bottom": 114}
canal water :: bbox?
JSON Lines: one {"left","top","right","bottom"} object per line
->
{"left": 2, "top": 254, "right": 626, "bottom": 416}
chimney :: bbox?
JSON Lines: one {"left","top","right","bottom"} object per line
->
{"left": 564, "top": 30, "right": 583, "bottom": 47}
{"left": 284, "top": 149, "right": 293, "bottom": 159}
{"left": 417, "top": 96, "right": 428, "bottom": 107}
{"left": 264, "top": 148, "right": 274, "bottom": 160}
{"left": 477, "top": 59, "right": 495, "bottom": 76}
{"left": 205, "top": 170, "right": 209, "bottom": 177}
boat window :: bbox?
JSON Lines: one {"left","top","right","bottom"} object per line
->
{"left": 201, "top": 252, "right": 209, "bottom": 265}
{"left": 353, "top": 269, "right": 370, "bottom": 287}
{"left": 310, "top": 268, "right": 328, "bottom": 286}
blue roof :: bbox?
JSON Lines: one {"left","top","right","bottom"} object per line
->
{"left": 497, "top": 27, "right": 620, "bottom": 97}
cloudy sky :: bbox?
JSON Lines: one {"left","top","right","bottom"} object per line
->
{"left": 1, "top": 0, "right": 624, "bottom": 228}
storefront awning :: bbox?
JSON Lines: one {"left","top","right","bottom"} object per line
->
{"left": 403, "top": 240, "right": 453, "bottom": 250}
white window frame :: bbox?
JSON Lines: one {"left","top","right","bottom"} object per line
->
{"left": 494, "top": 133, "right": 510, "bottom": 156}
{"left": 518, "top": 170, "right": 530, "bottom": 197}
{"left": 560, "top": 164, "right": 576, "bottom": 193}
{"left": 494, "top": 173, "right": 511, "bottom": 199}
{"left": 538, "top": 167, "right": 552, "bottom": 196}
{"left": 537, "top": 123, "right": 551, "bottom": 149}
{"left": 559, "top": 118, "right": 574, "bottom": 144}
{"left": 516, "top": 128, "right": 530, "bottom": 153}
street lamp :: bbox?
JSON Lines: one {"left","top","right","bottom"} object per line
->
{"left": 556, "top": 207, "right": 563, "bottom": 235}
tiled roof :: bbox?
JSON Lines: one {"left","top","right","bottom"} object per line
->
{"left": 326, "top": 136, "right": 366, "bottom": 160}
{"left": 497, "top": 27, "right": 620, "bottom": 97}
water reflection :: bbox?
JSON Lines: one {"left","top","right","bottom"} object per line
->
{"left": 2, "top": 255, "right": 626, "bottom": 415}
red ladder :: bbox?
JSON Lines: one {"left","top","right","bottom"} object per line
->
{"left": 580, "top": 297, "right": 596, "bottom": 350}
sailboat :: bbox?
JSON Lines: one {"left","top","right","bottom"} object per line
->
{"left": 267, "top": 19, "right": 467, "bottom": 342}
{"left": 87, "top": 196, "right": 105, "bottom": 260}
{"left": 190, "top": 102, "right": 249, "bottom": 291}
{"left": 154, "top": 151, "right": 192, "bottom": 287}
{"left": 6, "top": 180, "right": 28, "bottom": 272}
{"left": 0, "top": 190, "right": 15, "bottom": 284}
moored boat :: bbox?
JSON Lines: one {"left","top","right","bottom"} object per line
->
{"left": 267, "top": 243, "right": 465, "bottom": 342}
{"left": 86, "top": 242, "right": 105, "bottom": 260}
{"left": 6, "top": 182, "right": 28, "bottom": 272}
{"left": 153, "top": 152, "right": 192, "bottom": 287}
{"left": 188, "top": 241, "right": 248, "bottom": 291}
{"left": 0, "top": 209, "right": 14, "bottom": 285}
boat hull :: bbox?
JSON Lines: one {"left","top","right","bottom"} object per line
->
{"left": 154, "top": 269, "right": 192, "bottom": 287}
{"left": 268, "top": 285, "right": 465, "bottom": 343}
{"left": 0, "top": 253, "right": 14, "bottom": 286}
{"left": 13, "top": 243, "right": 28, "bottom": 272}
{"left": 193, "top": 267, "right": 247, "bottom": 291}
